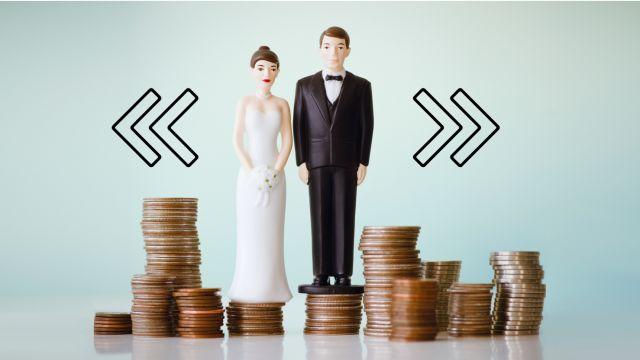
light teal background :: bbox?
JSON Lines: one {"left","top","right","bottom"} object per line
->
{"left": 1, "top": 1, "right": 639, "bottom": 319}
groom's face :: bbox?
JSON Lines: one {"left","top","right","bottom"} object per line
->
{"left": 320, "top": 35, "right": 350, "bottom": 70}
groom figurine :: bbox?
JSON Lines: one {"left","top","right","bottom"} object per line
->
{"left": 294, "top": 26, "right": 374, "bottom": 293}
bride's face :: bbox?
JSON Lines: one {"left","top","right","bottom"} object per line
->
{"left": 252, "top": 60, "right": 279, "bottom": 91}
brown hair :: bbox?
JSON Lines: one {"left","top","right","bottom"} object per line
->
{"left": 250, "top": 45, "right": 279, "bottom": 68}
{"left": 319, "top": 26, "right": 350, "bottom": 48}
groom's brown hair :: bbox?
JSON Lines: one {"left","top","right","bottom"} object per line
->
{"left": 319, "top": 26, "right": 350, "bottom": 48}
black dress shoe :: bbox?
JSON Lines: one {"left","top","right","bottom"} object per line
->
{"left": 312, "top": 276, "right": 329, "bottom": 286}
{"left": 336, "top": 276, "right": 351, "bottom": 287}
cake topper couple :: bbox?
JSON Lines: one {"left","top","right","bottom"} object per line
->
{"left": 229, "top": 26, "right": 374, "bottom": 303}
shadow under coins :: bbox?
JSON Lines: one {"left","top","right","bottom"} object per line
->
{"left": 364, "top": 332, "right": 544, "bottom": 360}
{"left": 304, "top": 334, "right": 363, "bottom": 360}
{"left": 226, "top": 335, "right": 284, "bottom": 360}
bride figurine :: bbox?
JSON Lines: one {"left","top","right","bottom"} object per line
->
{"left": 228, "top": 46, "right": 293, "bottom": 303}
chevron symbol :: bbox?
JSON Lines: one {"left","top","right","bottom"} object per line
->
{"left": 112, "top": 88, "right": 199, "bottom": 167}
{"left": 413, "top": 88, "right": 499, "bottom": 167}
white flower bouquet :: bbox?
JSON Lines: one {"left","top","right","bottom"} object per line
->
{"left": 251, "top": 165, "right": 280, "bottom": 207}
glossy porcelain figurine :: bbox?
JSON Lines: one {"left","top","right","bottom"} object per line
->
{"left": 229, "top": 46, "right": 293, "bottom": 303}
{"left": 294, "top": 27, "right": 374, "bottom": 292}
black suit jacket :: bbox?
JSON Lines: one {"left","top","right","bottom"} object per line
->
{"left": 293, "top": 71, "right": 374, "bottom": 169}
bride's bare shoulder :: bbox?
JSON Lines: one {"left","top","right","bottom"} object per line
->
{"left": 236, "top": 95, "right": 256, "bottom": 111}
{"left": 238, "top": 95, "right": 255, "bottom": 105}
{"left": 272, "top": 96, "right": 290, "bottom": 109}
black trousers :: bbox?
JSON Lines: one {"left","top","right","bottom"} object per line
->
{"left": 308, "top": 166, "right": 358, "bottom": 278}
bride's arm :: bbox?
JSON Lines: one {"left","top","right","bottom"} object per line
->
{"left": 232, "top": 98, "right": 253, "bottom": 171}
{"left": 274, "top": 99, "right": 292, "bottom": 172}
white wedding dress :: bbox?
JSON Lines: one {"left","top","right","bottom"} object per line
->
{"left": 228, "top": 107, "right": 292, "bottom": 303}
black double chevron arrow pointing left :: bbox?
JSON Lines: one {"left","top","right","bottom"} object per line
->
{"left": 413, "top": 88, "right": 500, "bottom": 167}
{"left": 112, "top": 88, "right": 199, "bottom": 167}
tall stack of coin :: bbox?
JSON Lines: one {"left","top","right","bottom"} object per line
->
{"left": 174, "top": 288, "right": 224, "bottom": 338}
{"left": 490, "top": 251, "right": 545, "bottom": 335}
{"left": 142, "top": 197, "right": 202, "bottom": 330}
{"left": 142, "top": 198, "right": 202, "bottom": 289}
{"left": 447, "top": 283, "right": 493, "bottom": 337}
{"left": 226, "top": 302, "right": 285, "bottom": 336}
{"left": 131, "top": 274, "right": 175, "bottom": 337}
{"left": 304, "top": 294, "right": 363, "bottom": 335}
{"left": 94, "top": 312, "right": 132, "bottom": 335}
{"left": 389, "top": 278, "right": 439, "bottom": 341}
{"left": 359, "top": 226, "right": 422, "bottom": 337}
{"left": 423, "top": 260, "right": 462, "bottom": 331}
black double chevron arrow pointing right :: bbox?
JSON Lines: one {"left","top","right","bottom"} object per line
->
{"left": 413, "top": 88, "right": 500, "bottom": 167}
{"left": 112, "top": 88, "right": 199, "bottom": 167}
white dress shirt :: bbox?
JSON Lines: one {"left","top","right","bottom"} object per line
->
{"left": 322, "top": 68, "right": 347, "bottom": 104}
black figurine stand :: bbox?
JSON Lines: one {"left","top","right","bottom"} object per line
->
{"left": 298, "top": 284, "right": 364, "bottom": 295}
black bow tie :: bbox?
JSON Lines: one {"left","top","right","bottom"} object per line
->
{"left": 325, "top": 74, "right": 344, "bottom": 81}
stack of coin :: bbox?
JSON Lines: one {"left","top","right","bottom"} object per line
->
{"left": 226, "top": 302, "right": 285, "bottom": 336}
{"left": 359, "top": 226, "right": 422, "bottom": 337}
{"left": 142, "top": 197, "right": 202, "bottom": 330}
{"left": 389, "top": 278, "right": 439, "bottom": 341}
{"left": 490, "top": 251, "right": 545, "bottom": 335}
{"left": 304, "top": 294, "right": 363, "bottom": 335}
{"left": 423, "top": 260, "right": 462, "bottom": 331}
{"left": 94, "top": 312, "right": 132, "bottom": 335}
{"left": 174, "top": 288, "right": 224, "bottom": 338}
{"left": 447, "top": 283, "right": 494, "bottom": 337}
{"left": 142, "top": 198, "right": 202, "bottom": 290}
{"left": 131, "top": 274, "right": 175, "bottom": 337}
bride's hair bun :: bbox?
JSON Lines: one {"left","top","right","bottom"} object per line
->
{"left": 250, "top": 45, "right": 280, "bottom": 68}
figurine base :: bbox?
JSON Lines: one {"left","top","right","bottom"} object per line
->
{"left": 302, "top": 290, "right": 363, "bottom": 335}
{"left": 298, "top": 284, "right": 364, "bottom": 294}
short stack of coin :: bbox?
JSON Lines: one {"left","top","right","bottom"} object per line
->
{"left": 359, "top": 226, "right": 422, "bottom": 337}
{"left": 447, "top": 283, "right": 493, "bottom": 337}
{"left": 226, "top": 302, "right": 285, "bottom": 336}
{"left": 304, "top": 294, "right": 363, "bottom": 335}
{"left": 142, "top": 198, "right": 202, "bottom": 290}
{"left": 174, "top": 288, "right": 224, "bottom": 338}
{"left": 490, "top": 251, "right": 545, "bottom": 335}
{"left": 423, "top": 260, "right": 462, "bottom": 331}
{"left": 94, "top": 312, "right": 132, "bottom": 335}
{"left": 389, "top": 278, "right": 439, "bottom": 341}
{"left": 131, "top": 274, "right": 175, "bottom": 337}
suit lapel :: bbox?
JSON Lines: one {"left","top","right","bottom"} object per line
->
{"left": 330, "top": 71, "right": 356, "bottom": 130}
{"left": 310, "top": 71, "right": 331, "bottom": 127}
